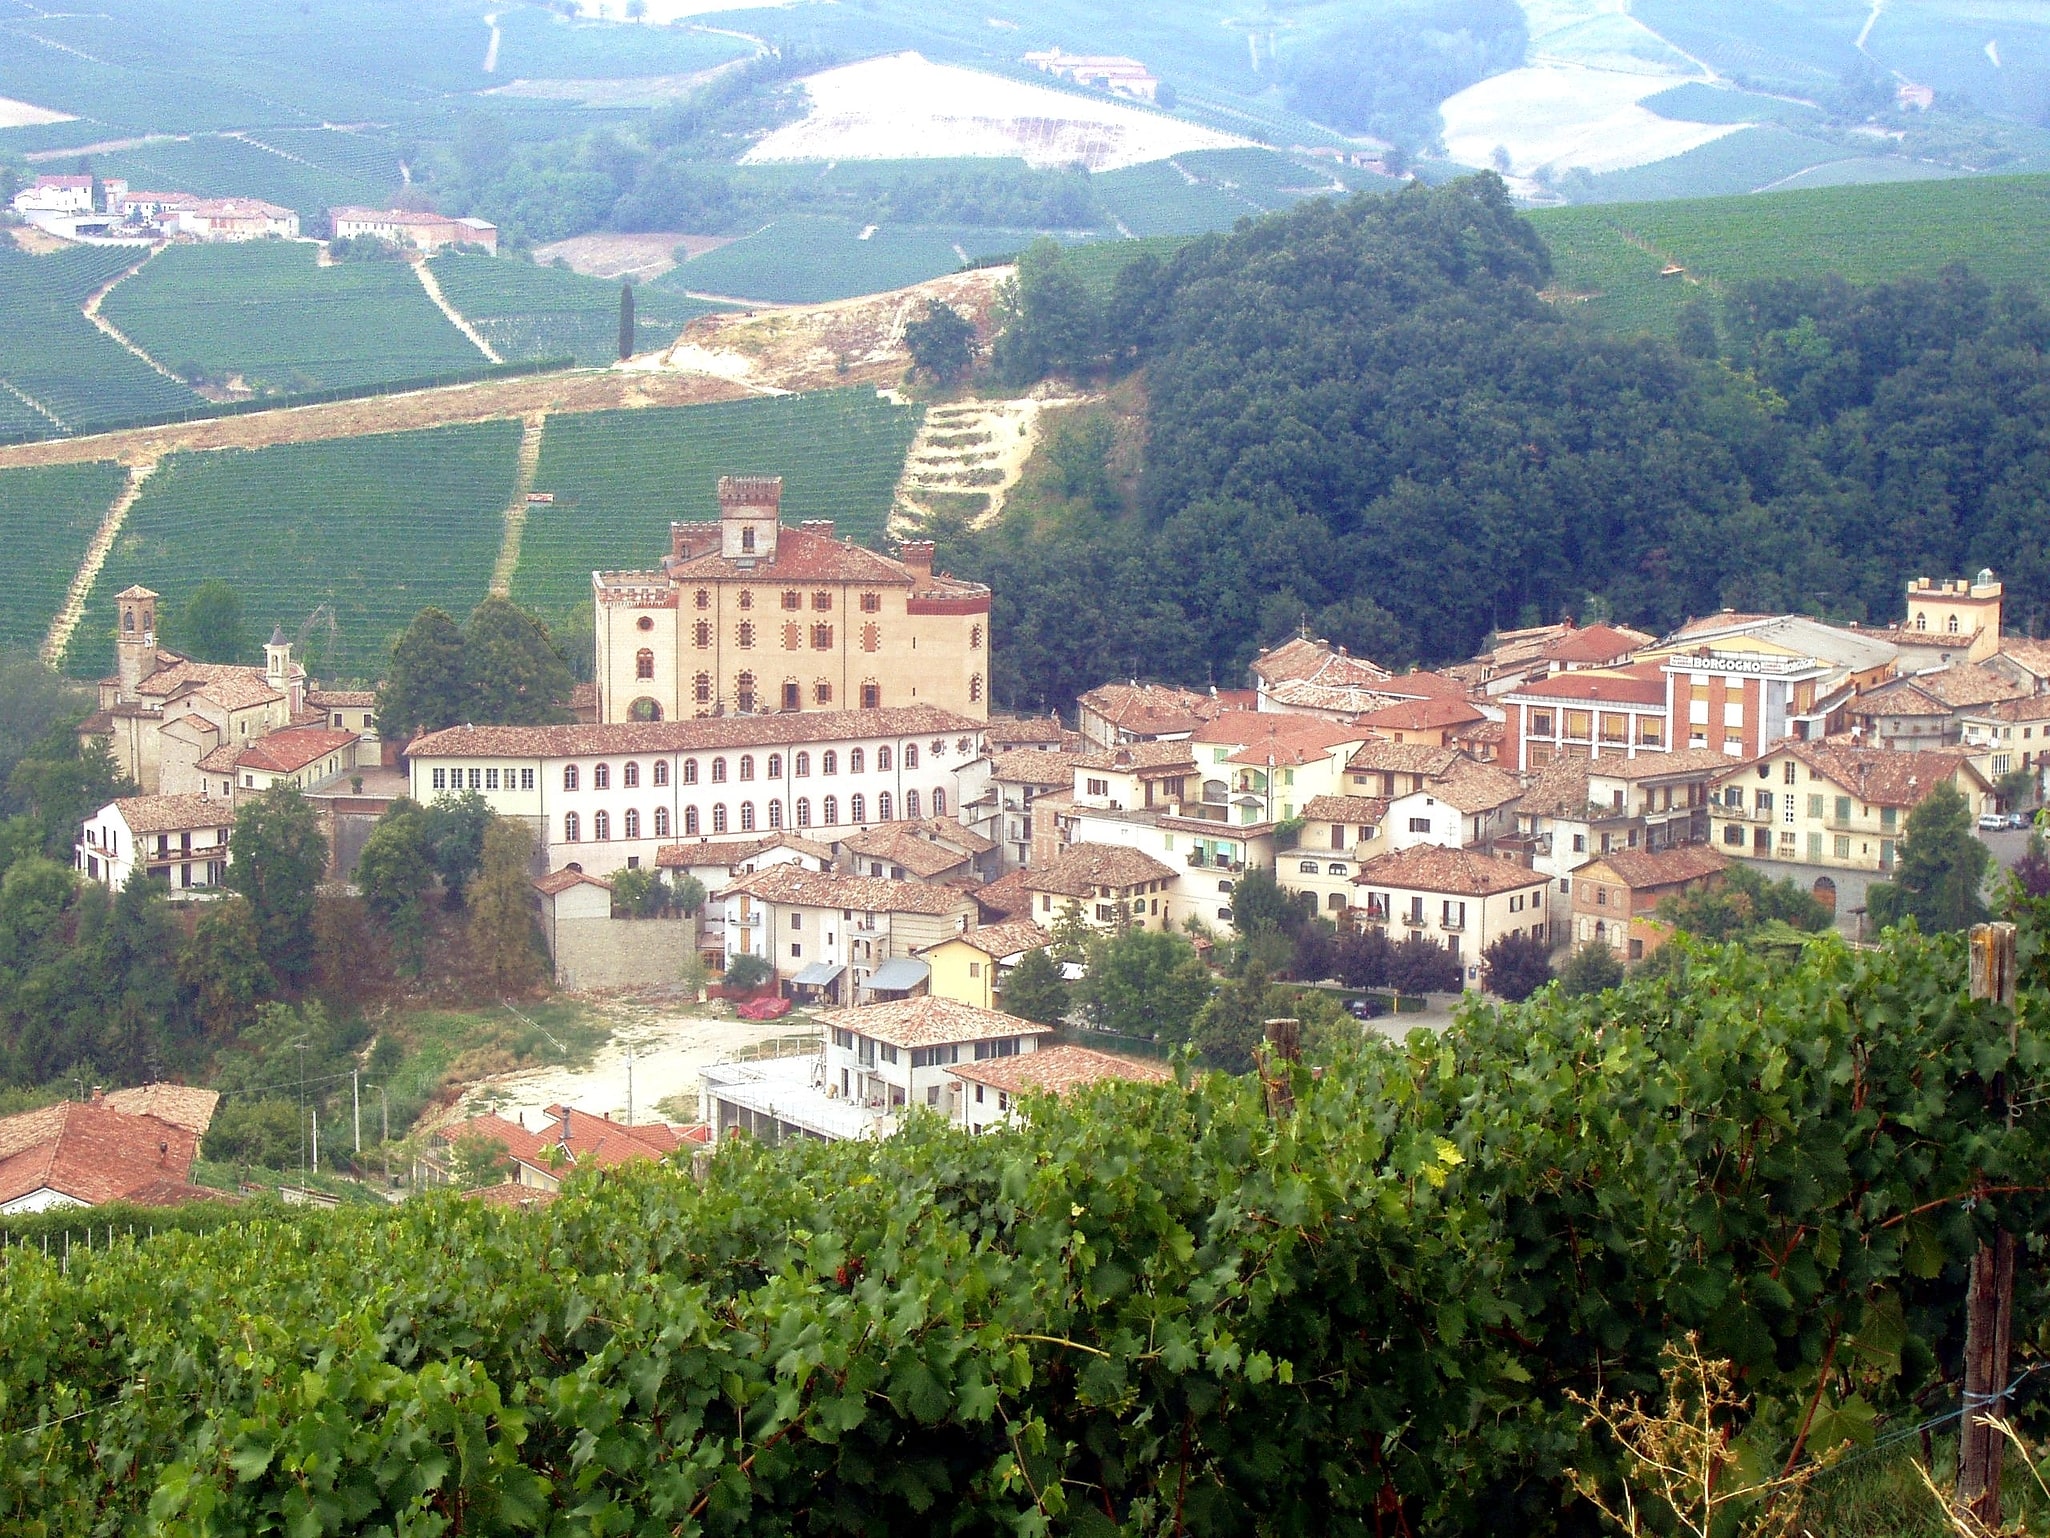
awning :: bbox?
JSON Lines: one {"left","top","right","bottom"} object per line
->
{"left": 866, "top": 958, "right": 931, "bottom": 993}
{"left": 791, "top": 962, "right": 846, "bottom": 988}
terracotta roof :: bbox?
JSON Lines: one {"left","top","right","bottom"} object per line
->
{"left": 947, "top": 1043, "right": 1172, "bottom": 1094}
{"left": 655, "top": 832, "right": 836, "bottom": 869}
{"left": 649, "top": 522, "right": 989, "bottom": 599}
{"left": 1586, "top": 844, "right": 1730, "bottom": 890}
{"left": 111, "top": 793, "right": 231, "bottom": 835}
{"left": 442, "top": 1108, "right": 685, "bottom": 1176}
{"left": 970, "top": 869, "right": 1035, "bottom": 921}
{"left": 1454, "top": 719, "right": 1505, "bottom": 744}
{"left": 919, "top": 919, "right": 1052, "bottom": 960}
{"left": 1300, "top": 794, "right": 1392, "bottom": 825}
{"left": 843, "top": 819, "right": 993, "bottom": 875}
{"left": 99, "top": 1083, "right": 218, "bottom": 1137}
{"left": 1587, "top": 747, "right": 1752, "bottom": 780}
{"left": 1752, "top": 742, "right": 1985, "bottom": 807}
{"left": 1507, "top": 662, "right": 1668, "bottom": 707}
{"left": 1997, "top": 637, "right": 2050, "bottom": 676}
{"left": 1344, "top": 741, "right": 1463, "bottom": 777}
{"left": 1190, "top": 710, "right": 1347, "bottom": 745}
{"left": 307, "top": 689, "right": 376, "bottom": 708}
{"left": 1381, "top": 670, "right": 1477, "bottom": 701}
{"left": 1249, "top": 636, "right": 1391, "bottom": 688}
{"left": 1542, "top": 623, "right": 1648, "bottom": 665}
{"left": 1075, "top": 682, "right": 1234, "bottom": 736}
{"left": 991, "top": 747, "right": 1079, "bottom": 785}
{"left": 1851, "top": 679, "right": 1952, "bottom": 718}
{"left": 816, "top": 996, "right": 1051, "bottom": 1049}
{"left": 1418, "top": 759, "right": 1523, "bottom": 813}
{"left": 1972, "top": 695, "right": 2050, "bottom": 723}
{"left": 236, "top": 726, "right": 356, "bottom": 774}
{"left": 408, "top": 705, "right": 981, "bottom": 760}
{"left": 1359, "top": 695, "right": 1488, "bottom": 732}
{"left": 136, "top": 661, "right": 284, "bottom": 710}
{"left": 534, "top": 869, "right": 612, "bottom": 895}
{"left": 195, "top": 743, "right": 242, "bottom": 773}
{"left": 717, "top": 864, "right": 978, "bottom": 916}
{"left": 1074, "top": 739, "right": 1198, "bottom": 772}
{"left": 984, "top": 715, "right": 1067, "bottom": 748}
{"left": 0, "top": 1101, "right": 201, "bottom": 1209}
{"left": 463, "top": 1181, "right": 560, "bottom": 1208}
{"left": 1353, "top": 844, "right": 1547, "bottom": 897}
{"left": 1912, "top": 664, "right": 2029, "bottom": 710}
{"left": 1025, "top": 841, "right": 1178, "bottom": 897}
{"left": 1517, "top": 758, "right": 1596, "bottom": 820}
{"left": 1263, "top": 679, "right": 1409, "bottom": 715}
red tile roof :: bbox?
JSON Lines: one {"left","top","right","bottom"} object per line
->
{"left": 408, "top": 705, "right": 980, "bottom": 760}
{"left": 918, "top": 919, "right": 1052, "bottom": 959}
{"left": 1249, "top": 636, "right": 1390, "bottom": 688}
{"left": 1747, "top": 742, "right": 1986, "bottom": 807}
{"left": 717, "top": 864, "right": 979, "bottom": 916}
{"left": 1353, "top": 844, "right": 1548, "bottom": 897}
{"left": 442, "top": 1107, "right": 687, "bottom": 1177}
{"left": 1024, "top": 841, "right": 1178, "bottom": 897}
{"left": 651, "top": 522, "right": 989, "bottom": 598}
{"left": 1076, "top": 682, "right": 1238, "bottom": 736}
{"left": 1584, "top": 844, "right": 1730, "bottom": 890}
{"left": 1508, "top": 662, "right": 1668, "bottom": 707}
{"left": 1074, "top": 740, "right": 1198, "bottom": 772}
{"left": 1300, "top": 794, "right": 1392, "bottom": 825}
{"left": 111, "top": 793, "right": 232, "bottom": 835}
{"left": 533, "top": 869, "right": 612, "bottom": 895}
{"left": 1344, "top": 741, "right": 1464, "bottom": 777}
{"left": 1542, "top": 623, "right": 1647, "bottom": 665}
{"left": 1359, "top": 695, "right": 1489, "bottom": 733}
{"left": 969, "top": 869, "right": 1035, "bottom": 921}
{"left": 236, "top": 726, "right": 356, "bottom": 774}
{"left": 0, "top": 1101, "right": 203, "bottom": 1209}
{"left": 991, "top": 747, "right": 1079, "bottom": 785}
{"left": 655, "top": 832, "right": 836, "bottom": 869}
{"left": 99, "top": 1083, "right": 219, "bottom": 1136}
{"left": 947, "top": 1043, "right": 1172, "bottom": 1094}
{"left": 817, "top": 996, "right": 1051, "bottom": 1049}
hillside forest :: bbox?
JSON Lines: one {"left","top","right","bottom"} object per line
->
{"left": 948, "top": 177, "right": 2050, "bottom": 711}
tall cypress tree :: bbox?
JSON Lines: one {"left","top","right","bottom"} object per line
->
{"left": 463, "top": 596, "right": 573, "bottom": 726}
{"left": 618, "top": 280, "right": 635, "bottom": 361}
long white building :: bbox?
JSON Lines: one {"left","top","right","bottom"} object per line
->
{"left": 404, "top": 706, "right": 990, "bottom": 876}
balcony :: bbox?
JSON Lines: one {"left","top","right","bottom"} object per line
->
{"left": 1402, "top": 912, "right": 1427, "bottom": 927}
{"left": 731, "top": 912, "right": 762, "bottom": 928}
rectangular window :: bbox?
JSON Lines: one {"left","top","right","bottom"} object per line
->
{"left": 521, "top": 768, "right": 535, "bottom": 790}
{"left": 1881, "top": 806, "right": 1898, "bottom": 832}
{"left": 1563, "top": 710, "right": 1592, "bottom": 741}
{"left": 1528, "top": 710, "right": 1554, "bottom": 736}
{"left": 1808, "top": 832, "right": 1822, "bottom": 859}
{"left": 1086, "top": 778, "right": 1109, "bottom": 796}
{"left": 1638, "top": 716, "right": 1663, "bottom": 746}
{"left": 1808, "top": 794, "right": 1823, "bottom": 819}
{"left": 485, "top": 768, "right": 500, "bottom": 790}
{"left": 1755, "top": 790, "right": 1773, "bottom": 812}
{"left": 1407, "top": 816, "right": 1431, "bottom": 833}
{"left": 1834, "top": 835, "right": 1851, "bottom": 858}
{"left": 880, "top": 1043, "right": 898, "bottom": 1064}
{"left": 1835, "top": 796, "right": 1852, "bottom": 823}
{"left": 432, "top": 768, "right": 446, "bottom": 790}
{"left": 1598, "top": 712, "right": 1627, "bottom": 744}
{"left": 468, "top": 768, "right": 482, "bottom": 790}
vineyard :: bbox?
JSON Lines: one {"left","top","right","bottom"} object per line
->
{"left": 3, "top": 919, "right": 2048, "bottom": 1535}
{"left": 486, "top": 5, "right": 753, "bottom": 78}
{"left": 93, "top": 130, "right": 404, "bottom": 222}
{"left": 666, "top": 217, "right": 1050, "bottom": 305}
{"left": 429, "top": 252, "right": 724, "bottom": 365}
{"left": 509, "top": 391, "right": 922, "bottom": 621}
{"left": 1093, "top": 159, "right": 1265, "bottom": 236}
{"left": 0, "top": 461, "right": 123, "bottom": 652}
{"left": 1571, "top": 124, "right": 1856, "bottom": 204}
{"left": 0, "top": 244, "right": 198, "bottom": 439}
{"left": 67, "top": 421, "right": 521, "bottom": 679}
{"left": 100, "top": 241, "right": 488, "bottom": 396}
{"left": 1532, "top": 172, "right": 2050, "bottom": 336}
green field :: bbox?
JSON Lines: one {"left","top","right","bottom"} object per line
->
{"left": 0, "top": 461, "right": 124, "bottom": 653}
{"left": 430, "top": 252, "right": 725, "bottom": 365}
{"left": 1531, "top": 173, "right": 2050, "bottom": 336}
{"left": 488, "top": 7, "right": 755, "bottom": 79}
{"left": 509, "top": 391, "right": 922, "bottom": 621}
{"left": 95, "top": 131, "right": 404, "bottom": 222}
{"left": 662, "top": 217, "right": 1060, "bottom": 304}
{"left": 101, "top": 242, "right": 488, "bottom": 395}
{"left": 1093, "top": 160, "right": 1260, "bottom": 236}
{"left": 1570, "top": 124, "right": 1853, "bottom": 203}
{"left": 0, "top": 244, "right": 199, "bottom": 439}
{"left": 68, "top": 421, "right": 521, "bottom": 680}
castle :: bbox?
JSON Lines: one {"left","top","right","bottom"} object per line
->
{"left": 591, "top": 476, "right": 992, "bottom": 724}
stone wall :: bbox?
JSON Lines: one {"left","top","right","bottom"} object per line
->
{"left": 551, "top": 911, "right": 698, "bottom": 992}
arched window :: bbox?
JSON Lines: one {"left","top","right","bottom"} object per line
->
{"left": 850, "top": 793, "right": 866, "bottom": 823}
{"left": 711, "top": 757, "right": 727, "bottom": 783}
{"left": 623, "top": 808, "right": 640, "bottom": 839}
{"left": 712, "top": 803, "right": 727, "bottom": 833}
{"left": 738, "top": 621, "right": 756, "bottom": 649}
{"left": 629, "top": 697, "right": 662, "bottom": 721}
{"left": 694, "top": 673, "right": 712, "bottom": 705}
{"left": 1915, "top": 612, "right": 1928, "bottom": 630}
{"left": 861, "top": 624, "right": 880, "bottom": 653}
{"left": 906, "top": 789, "right": 921, "bottom": 818}
{"left": 811, "top": 623, "right": 833, "bottom": 650}
{"left": 636, "top": 648, "right": 654, "bottom": 679}
{"left": 685, "top": 806, "right": 699, "bottom": 835}
{"left": 623, "top": 761, "right": 639, "bottom": 788}
{"left": 740, "top": 801, "right": 756, "bottom": 831}
{"left": 970, "top": 623, "right": 983, "bottom": 649}
{"left": 969, "top": 673, "right": 982, "bottom": 703}
{"left": 795, "top": 797, "right": 811, "bottom": 827}
{"left": 564, "top": 811, "right": 580, "bottom": 842}
{"left": 795, "top": 752, "right": 810, "bottom": 777}
{"left": 849, "top": 748, "right": 865, "bottom": 774}
{"left": 783, "top": 625, "right": 801, "bottom": 651}
{"left": 905, "top": 744, "right": 919, "bottom": 769}
{"left": 767, "top": 753, "right": 782, "bottom": 777}
{"left": 124, "top": 610, "right": 135, "bottom": 632}
{"left": 654, "top": 806, "right": 670, "bottom": 836}
{"left": 593, "top": 810, "right": 611, "bottom": 841}
{"left": 1948, "top": 613, "right": 1961, "bottom": 633}
{"left": 877, "top": 792, "right": 893, "bottom": 821}
{"left": 653, "top": 760, "right": 669, "bottom": 787}
{"left": 814, "top": 681, "right": 832, "bottom": 705}
{"left": 822, "top": 750, "right": 838, "bottom": 775}
{"left": 812, "top": 591, "right": 831, "bottom": 611}
{"left": 683, "top": 758, "right": 699, "bottom": 785}
{"left": 564, "top": 765, "right": 579, "bottom": 792}
{"left": 694, "top": 621, "right": 711, "bottom": 648}
{"left": 737, "top": 589, "right": 753, "bottom": 610}
{"left": 781, "top": 590, "right": 801, "bottom": 611}
{"left": 768, "top": 799, "right": 783, "bottom": 828}
{"left": 694, "top": 589, "right": 710, "bottom": 610}
{"left": 932, "top": 787, "right": 946, "bottom": 816}
{"left": 594, "top": 763, "right": 611, "bottom": 790}
{"left": 823, "top": 795, "right": 838, "bottom": 824}
{"left": 877, "top": 746, "right": 892, "bottom": 771}
{"left": 738, "top": 754, "right": 754, "bottom": 781}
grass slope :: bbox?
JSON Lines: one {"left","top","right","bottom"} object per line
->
{"left": 510, "top": 391, "right": 922, "bottom": 622}
{"left": 1531, "top": 173, "right": 2050, "bottom": 336}
{"left": 69, "top": 420, "right": 521, "bottom": 679}
{"left": 430, "top": 252, "right": 725, "bottom": 365}
{"left": 0, "top": 461, "right": 125, "bottom": 652}
{"left": 0, "top": 244, "right": 198, "bottom": 438}
{"left": 101, "top": 242, "right": 487, "bottom": 395}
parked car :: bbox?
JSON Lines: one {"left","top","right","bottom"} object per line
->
{"left": 1977, "top": 812, "right": 2008, "bottom": 831}
{"left": 2011, "top": 812, "right": 2035, "bottom": 830}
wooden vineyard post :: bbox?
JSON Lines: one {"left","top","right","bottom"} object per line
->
{"left": 1260, "top": 1018, "right": 1301, "bottom": 1121}
{"left": 1958, "top": 921, "right": 2018, "bottom": 1527}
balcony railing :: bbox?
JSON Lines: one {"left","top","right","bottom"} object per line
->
{"left": 1402, "top": 912, "right": 1427, "bottom": 927}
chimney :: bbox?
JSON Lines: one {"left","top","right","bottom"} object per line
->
{"left": 899, "top": 541, "right": 936, "bottom": 581}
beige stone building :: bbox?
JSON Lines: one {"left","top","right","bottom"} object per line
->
{"left": 592, "top": 476, "right": 991, "bottom": 726}
{"left": 1020, "top": 842, "right": 1179, "bottom": 934}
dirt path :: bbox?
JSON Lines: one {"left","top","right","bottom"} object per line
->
{"left": 42, "top": 460, "right": 156, "bottom": 665}
{"left": 81, "top": 245, "right": 185, "bottom": 384}
{"left": 0, "top": 377, "right": 65, "bottom": 433}
{"left": 490, "top": 411, "right": 548, "bottom": 595}
{"left": 482, "top": 11, "right": 502, "bottom": 73}
{"left": 410, "top": 256, "right": 500, "bottom": 363}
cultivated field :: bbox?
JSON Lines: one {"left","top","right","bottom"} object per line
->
{"left": 68, "top": 421, "right": 522, "bottom": 679}
{"left": 101, "top": 242, "right": 488, "bottom": 395}
{"left": 666, "top": 217, "right": 1036, "bottom": 305}
{"left": 509, "top": 391, "right": 922, "bottom": 621}
{"left": 1093, "top": 161, "right": 1262, "bottom": 237}
{"left": 0, "top": 461, "right": 124, "bottom": 653}
{"left": 93, "top": 131, "right": 403, "bottom": 222}
{"left": 430, "top": 252, "right": 724, "bottom": 365}
{"left": 0, "top": 244, "right": 198, "bottom": 437}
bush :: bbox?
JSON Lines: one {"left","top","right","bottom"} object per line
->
{"left": 723, "top": 952, "right": 773, "bottom": 992}
{"left": 1558, "top": 941, "right": 1625, "bottom": 998}
{"left": 1387, "top": 933, "right": 1462, "bottom": 995}
{"left": 200, "top": 1096, "right": 303, "bottom": 1168}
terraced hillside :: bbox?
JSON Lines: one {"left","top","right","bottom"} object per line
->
{"left": 0, "top": 461, "right": 125, "bottom": 653}
{"left": 0, "top": 244, "right": 199, "bottom": 439}
{"left": 1533, "top": 173, "right": 2050, "bottom": 336}
{"left": 68, "top": 421, "right": 521, "bottom": 680}
{"left": 429, "top": 253, "right": 726, "bottom": 366}
{"left": 509, "top": 391, "right": 922, "bottom": 623}
{"left": 100, "top": 242, "right": 488, "bottom": 395}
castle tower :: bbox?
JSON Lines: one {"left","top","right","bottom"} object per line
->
{"left": 717, "top": 475, "right": 782, "bottom": 562}
{"left": 114, "top": 584, "right": 159, "bottom": 703}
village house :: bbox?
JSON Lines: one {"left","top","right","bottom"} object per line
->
{"left": 1247, "top": 634, "right": 1470, "bottom": 722}
{"left": 841, "top": 817, "right": 996, "bottom": 884}
{"left": 1339, "top": 739, "right": 1466, "bottom": 799}
{"left": 1356, "top": 693, "right": 1491, "bottom": 747}
{"left": 1502, "top": 662, "right": 1673, "bottom": 771}
{"left": 1075, "top": 680, "right": 1241, "bottom": 747}
{"left": 987, "top": 746, "right": 1076, "bottom": 870}
{"left": 716, "top": 865, "right": 978, "bottom": 1005}
{"left": 1843, "top": 663, "right": 2027, "bottom": 750}
{"left": 1988, "top": 636, "right": 2050, "bottom": 696}
{"left": 328, "top": 206, "right": 498, "bottom": 253}
{"left": 1960, "top": 696, "right": 2050, "bottom": 794}
{"left": 1021, "top": 842, "right": 1181, "bottom": 934}
{"left": 1187, "top": 713, "right": 1368, "bottom": 825}
{"left": 949, "top": 1043, "right": 1172, "bottom": 1132}
{"left": 1854, "top": 572, "right": 2006, "bottom": 669}
{"left": 11, "top": 173, "right": 94, "bottom": 214}
{"left": 215, "top": 724, "right": 359, "bottom": 799}
{"left": 655, "top": 831, "right": 834, "bottom": 968}
{"left": 427, "top": 1105, "right": 691, "bottom": 1193}
{"left": 1351, "top": 844, "right": 1553, "bottom": 989}
{"left": 306, "top": 689, "right": 381, "bottom": 754}
{"left": 916, "top": 919, "right": 1054, "bottom": 1011}
{"left": 1282, "top": 794, "right": 1391, "bottom": 918}
{"left": 1570, "top": 844, "right": 1730, "bottom": 961}
{"left": 592, "top": 477, "right": 990, "bottom": 725}
{"left": 0, "top": 1086, "right": 220, "bottom": 1213}
{"left": 1022, "top": 48, "right": 1162, "bottom": 101}
{"left": 1447, "top": 618, "right": 1656, "bottom": 698}
{"left": 1384, "top": 757, "right": 1524, "bottom": 853}
{"left": 158, "top": 196, "right": 298, "bottom": 240}
{"left": 77, "top": 794, "right": 232, "bottom": 894}
{"left": 1071, "top": 740, "right": 1197, "bottom": 817}
{"left": 403, "top": 705, "right": 988, "bottom": 878}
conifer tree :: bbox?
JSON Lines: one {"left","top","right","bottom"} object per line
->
{"left": 376, "top": 608, "right": 467, "bottom": 740}
{"left": 463, "top": 596, "right": 573, "bottom": 726}
{"left": 228, "top": 785, "right": 326, "bottom": 989}
{"left": 618, "top": 280, "right": 635, "bottom": 361}
{"left": 469, "top": 817, "right": 544, "bottom": 994}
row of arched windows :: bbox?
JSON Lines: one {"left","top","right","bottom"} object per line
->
{"left": 559, "top": 785, "right": 947, "bottom": 843}
{"left": 561, "top": 746, "right": 937, "bottom": 792}
{"left": 563, "top": 761, "right": 674, "bottom": 792}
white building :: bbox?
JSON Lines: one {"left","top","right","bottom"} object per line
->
{"left": 328, "top": 206, "right": 499, "bottom": 253}
{"left": 404, "top": 706, "right": 990, "bottom": 877}
{"left": 77, "top": 794, "right": 232, "bottom": 894}
{"left": 714, "top": 864, "right": 978, "bottom": 1003}
{"left": 11, "top": 174, "right": 93, "bottom": 214}
{"left": 1352, "top": 844, "right": 1553, "bottom": 989}
{"left": 949, "top": 1042, "right": 1173, "bottom": 1132}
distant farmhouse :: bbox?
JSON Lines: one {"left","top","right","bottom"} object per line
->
{"left": 329, "top": 206, "right": 499, "bottom": 254}
{"left": 1022, "top": 48, "right": 1161, "bottom": 103}
{"left": 9, "top": 174, "right": 297, "bottom": 242}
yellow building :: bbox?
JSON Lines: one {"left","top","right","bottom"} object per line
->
{"left": 916, "top": 920, "right": 1054, "bottom": 1010}
{"left": 593, "top": 476, "right": 991, "bottom": 725}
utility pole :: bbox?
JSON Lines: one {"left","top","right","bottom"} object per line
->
{"left": 352, "top": 1069, "right": 361, "bottom": 1155}
{"left": 294, "top": 1039, "right": 309, "bottom": 1173}
{"left": 1259, "top": 1018, "right": 1301, "bottom": 1121}
{"left": 626, "top": 1042, "right": 635, "bottom": 1127}
{"left": 310, "top": 1106, "right": 319, "bottom": 1174}
{"left": 1958, "top": 921, "right": 2018, "bottom": 1528}
{"left": 377, "top": 1086, "right": 389, "bottom": 1184}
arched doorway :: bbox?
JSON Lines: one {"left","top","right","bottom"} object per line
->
{"left": 1811, "top": 876, "right": 1837, "bottom": 917}
{"left": 629, "top": 696, "right": 663, "bottom": 721}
